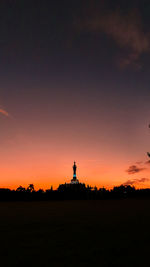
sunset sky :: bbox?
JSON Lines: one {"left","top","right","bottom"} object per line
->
{"left": 0, "top": 0, "right": 150, "bottom": 190}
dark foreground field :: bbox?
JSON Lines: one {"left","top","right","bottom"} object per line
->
{"left": 0, "top": 199, "right": 150, "bottom": 267}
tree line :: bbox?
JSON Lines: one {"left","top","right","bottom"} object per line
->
{"left": 0, "top": 183, "right": 150, "bottom": 201}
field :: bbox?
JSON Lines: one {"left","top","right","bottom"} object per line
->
{"left": 0, "top": 199, "right": 150, "bottom": 267}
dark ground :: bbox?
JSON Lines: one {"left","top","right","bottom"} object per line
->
{"left": 0, "top": 199, "right": 150, "bottom": 267}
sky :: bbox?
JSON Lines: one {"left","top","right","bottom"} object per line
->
{"left": 0, "top": 0, "right": 150, "bottom": 190}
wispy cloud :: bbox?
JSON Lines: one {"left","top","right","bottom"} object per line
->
{"left": 78, "top": 8, "right": 150, "bottom": 68}
{"left": 0, "top": 108, "right": 9, "bottom": 117}
{"left": 126, "top": 165, "right": 145, "bottom": 175}
{"left": 123, "top": 178, "right": 150, "bottom": 186}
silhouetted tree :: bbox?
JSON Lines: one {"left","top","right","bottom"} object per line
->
{"left": 16, "top": 186, "right": 26, "bottom": 192}
{"left": 87, "top": 185, "right": 92, "bottom": 190}
{"left": 27, "top": 184, "right": 35, "bottom": 193}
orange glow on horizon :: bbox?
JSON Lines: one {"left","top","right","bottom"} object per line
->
{"left": 0, "top": 159, "right": 150, "bottom": 190}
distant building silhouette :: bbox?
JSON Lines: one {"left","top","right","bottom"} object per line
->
{"left": 71, "top": 161, "right": 79, "bottom": 184}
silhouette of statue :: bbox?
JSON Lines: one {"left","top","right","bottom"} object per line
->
{"left": 71, "top": 161, "right": 79, "bottom": 184}
{"left": 73, "top": 161, "right": 77, "bottom": 177}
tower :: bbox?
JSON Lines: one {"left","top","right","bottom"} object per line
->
{"left": 71, "top": 161, "right": 79, "bottom": 184}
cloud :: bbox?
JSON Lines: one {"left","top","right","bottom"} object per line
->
{"left": 145, "top": 160, "right": 150, "bottom": 165}
{"left": 123, "top": 178, "right": 150, "bottom": 186}
{"left": 126, "top": 165, "right": 145, "bottom": 175}
{"left": 0, "top": 108, "right": 9, "bottom": 117}
{"left": 78, "top": 8, "right": 150, "bottom": 68}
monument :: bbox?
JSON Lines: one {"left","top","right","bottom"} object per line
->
{"left": 58, "top": 161, "right": 85, "bottom": 191}
{"left": 71, "top": 161, "right": 79, "bottom": 184}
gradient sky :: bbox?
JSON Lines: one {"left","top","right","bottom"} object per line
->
{"left": 0, "top": 0, "right": 150, "bottom": 190}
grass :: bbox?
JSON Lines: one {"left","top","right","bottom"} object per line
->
{"left": 0, "top": 199, "right": 150, "bottom": 266}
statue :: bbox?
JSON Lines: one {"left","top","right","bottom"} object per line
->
{"left": 73, "top": 161, "right": 77, "bottom": 177}
{"left": 71, "top": 161, "right": 79, "bottom": 184}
